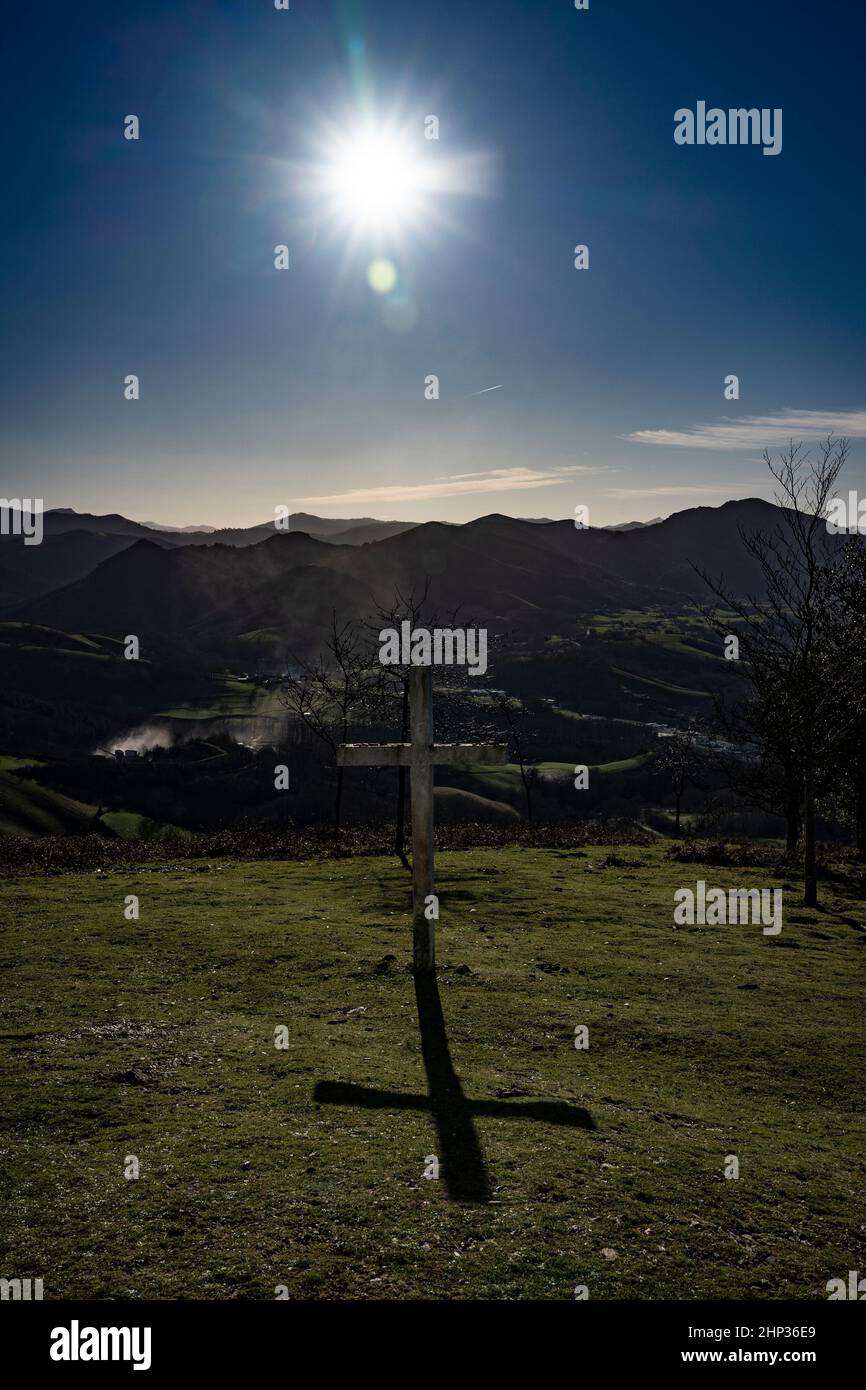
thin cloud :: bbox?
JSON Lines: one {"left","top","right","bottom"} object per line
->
{"left": 432, "top": 465, "right": 595, "bottom": 483}
{"left": 432, "top": 467, "right": 525, "bottom": 482}
{"left": 625, "top": 409, "right": 866, "bottom": 450}
{"left": 296, "top": 466, "right": 589, "bottom": 506}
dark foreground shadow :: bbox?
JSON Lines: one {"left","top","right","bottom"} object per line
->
{"left": 314, "top": 973, "right": 595, "bottom": 1203}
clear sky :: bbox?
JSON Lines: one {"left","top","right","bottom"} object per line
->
{"left": 2, "top": 0, "right": 864, "bottom": 527}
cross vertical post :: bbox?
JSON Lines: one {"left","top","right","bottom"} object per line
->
{"left": 410, "top": 665, "right": 435, "bottom": 973}
{"left": 336, "top": 671, "right": 506, "bottom": 974}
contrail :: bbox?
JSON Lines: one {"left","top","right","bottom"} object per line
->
{"left": 466, "top": 384, "right": 503, "bottom": 397}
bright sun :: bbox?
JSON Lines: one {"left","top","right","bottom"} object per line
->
{"left": 294, "top": 110, "right": 494, "bottom": 261}
{"left": 321, "top": 127, "right": 427, "bottom": 233}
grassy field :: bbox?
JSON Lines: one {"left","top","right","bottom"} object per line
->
{"left": 1, "top": 844, "right": 863, "bottom": 1300}
{"left": 156, "top": 677, "right": 285, "bottom": 720}
{"left": 611, "top": 667, "right": 713, "bottom": 702}
{"left": 461, "top": 755, "right": 649, "bottom": 800}
{"left": 0, "top": 770, "right": 183, "bottom": 841}
{"left": 0, "top": 769, "right": 97, "bottom": 836}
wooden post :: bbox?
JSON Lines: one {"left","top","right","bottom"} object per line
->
{"left": 803, "top": 753, "right": 817, "bottom": 907}
{"left": 410, "top": 665, "right": 436, "bottom": 973}
{"left": 337, "top": 683, "right": 506, "bottom": 973}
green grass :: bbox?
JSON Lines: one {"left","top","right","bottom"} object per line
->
{"left": 1, "top": 845, "right": 863, "bottom": 1300}
{"left": 0, "top": 624, "right": 124, "bottom": 657}
{"left": 156, "top": 677, "right": 285, "bottom": 720}
{"left": 0, "top": 770, "right": 182, "bottom": 841}
{"left": 461, "top": 762, "right": 526, "bottom": 795}
{"left": 0, "top": 769, "right": 98, "bottom": 836}
{"left": 465, "top": 756, "right": 648, "bottom": 798}
{"left": 0, "top": 755, "right": 46, "bottom": 773}
{"left": 592, "top": 754, "right": 650, "bottom": 774}
{"left": 0, "top": 623, "right": 99, "bottom": 652}
{"left": 612, "top": 667, "right": 712, "bottom": 701}
{"left": 99, "top": 810, "right": 192, "bottom": 842}
{"left": 0, "top": 644, "right": 112, "bottom": 661}
{"left": 433, "top": 786, "right": 519, "bottom": 821}
{"left": 645, "top": 633, "right": 727, "bottom": 662}
{"left": 453, "top": 761, "right": 575, "bottom": 795}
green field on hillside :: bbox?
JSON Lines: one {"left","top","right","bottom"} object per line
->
{"left": 0, "top": 769, "right": 98, "bottom": 836}
{"left": 1, "top": 845, "right": 863, "bottom": 1300}
{"left": 612, "top": 667, "right": 712, "bottom": 701}
{"left": 0, "top": 769, "right": 181, "bottom": 841}
{"left": 0, "top": 756, "right": 46, "bottom": 773}
{"left": 156, "top": 676, "right": 285, "bottom": 720}
{"left": 464, "top": 754, "right": 650, "bottom": 799}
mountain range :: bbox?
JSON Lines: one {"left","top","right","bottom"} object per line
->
{"left": 0, "top": 509, "right": 419, "bottom": 607}
{"left": 0, "top": 499, "right": 811, "bottom": 660}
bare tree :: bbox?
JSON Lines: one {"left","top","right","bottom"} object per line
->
{"left": 366, "top": 582, "right": 432, "bottom": 867}
{"left": 698, "top": 437, "right": 857, "bottom": 905}
{"left": 492, "top": 692, "right": 538, "bottom": 821}
{"left": 654, "top": 726, "right": 700, "bottom": 838}
{"left": 816, "top": 536, "right": 866, "bottom": 858}
{"left": 280, "top": 611, "right": 379, "bottom": 851}
{"left": 707, "top": 673, "right": 803, "bottom": 853}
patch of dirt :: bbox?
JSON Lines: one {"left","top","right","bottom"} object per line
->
{"left": 36, "top": 1018, "right": 181, "bottom": 1044}
{"left": 104, "top": 1053, "right": 202, "bottom": 1089}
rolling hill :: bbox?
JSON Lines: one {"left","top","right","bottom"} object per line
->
{"left": 0, "top": 508, "right": 420, "bottom": 615}
{"left": 8, "top": 498, "right": 823, "bottom": 660}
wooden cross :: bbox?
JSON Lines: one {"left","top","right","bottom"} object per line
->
{"left": 337, "top": 665, "right": 507, "bottom": 973}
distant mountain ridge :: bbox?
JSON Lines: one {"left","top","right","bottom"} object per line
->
{"left": 142, "top": 520, "right": 216, "bottom": 534}
{"left": 6, "top": 497, "right": 829, "bottom": 661}
{"left": 605, "top": 516, "right": 665, "bottom": 531}
{"left": 0, "top": 507, "right": 420, "bottom": 603}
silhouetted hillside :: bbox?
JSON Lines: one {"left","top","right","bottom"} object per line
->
{"left": 0, "top": 528, "right": 151, "bottom": 601}
{"left": 11, "top": 499, "right": 841, "bottom": 660}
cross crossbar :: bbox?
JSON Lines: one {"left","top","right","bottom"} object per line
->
{"left": 337, "top": 742, "right": 508, "bottom": 767}
{"left": 337, "top": 666, "right": 507, "bottom": 972}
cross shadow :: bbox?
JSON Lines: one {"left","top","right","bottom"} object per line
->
{"left": 314, "top": 973, "right": 595, "bottom": 1203}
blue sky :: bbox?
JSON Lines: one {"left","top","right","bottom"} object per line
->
{"left": 2, "top": 0, "right": 864, "bottom": 526}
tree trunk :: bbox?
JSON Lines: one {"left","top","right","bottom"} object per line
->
{"left": 409, "top": 668, "right": 435, "bottom": 974}
{"left": 521, "top": 765, "right": 533, "bottom": 822}
{"left": 674, "top": 792, "right": 682, "bottom": 838}
{"left": 785, "top": 786, "right": 801, "bottom": 855}
{"left": 856, "top": 769, "right": 866, "bottom": 861}
{"left": 803, "top": 756, "right": 817, "bottom": 907}
{"left": 395, "top": 680, "right": 409, "bottom": 864}
{"left": 333, "top": 764, "right": 344, "bottom": 853}
{"left": 395, "top": 767, "right": 407, "bottom": 858}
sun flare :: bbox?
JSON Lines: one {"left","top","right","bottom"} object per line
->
{"left": 322, "top": 128, "right": 426, "bottom": 233}
{"left": 292, "top": 106, "right": 495, "bottom": 271}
